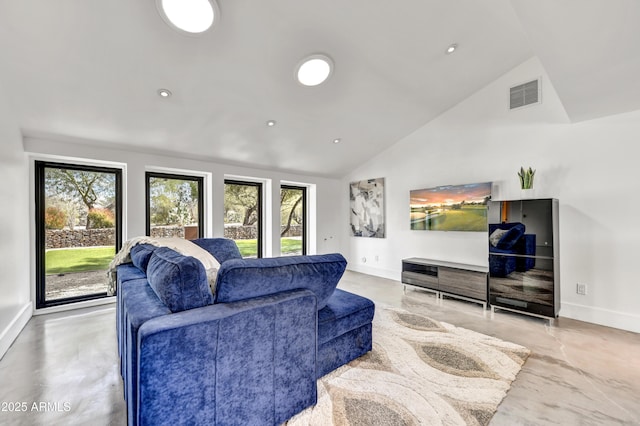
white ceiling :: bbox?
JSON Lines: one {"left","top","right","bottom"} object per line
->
{"left": 1, "top": 0, "right": 638, "bottom": 177}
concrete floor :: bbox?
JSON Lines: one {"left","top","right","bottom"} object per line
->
{"left": 0, "top": 270, "right": 639, "bottom": 425}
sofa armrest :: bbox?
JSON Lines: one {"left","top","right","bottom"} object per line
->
{"left": 136, "top": 289, "right": 318, "bottom": 426}
{"left": 519, "top": 234, "right": 537, "bottom": 256}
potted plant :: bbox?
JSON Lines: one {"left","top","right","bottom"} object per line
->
{"left": 518, "top": 167, "right": 536, "bottom": 190}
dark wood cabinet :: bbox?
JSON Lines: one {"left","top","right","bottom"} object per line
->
{"left": 402, "top": 258, "right": 488, "bottom": 308}
{"left": 439, "top": 267, "right": 487, "bottom": 301}
{"left": 488, "top": 198, "right": 560, "bottom": 318}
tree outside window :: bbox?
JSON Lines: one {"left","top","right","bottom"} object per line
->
{"left": 146, "top": 173, "right": 203, "bottom": 240}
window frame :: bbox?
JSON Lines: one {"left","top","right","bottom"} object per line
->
{"left": 224, "top": 179, "right": 263, "bottom": 258}
{"left": 145, "top": 172, "right": 205, "bottom": 239}
{"left": 35, "top": 160, "right": 123, "bottom": 309}
{"left": 280, "top": 184, "right": 307, "bottom": 256}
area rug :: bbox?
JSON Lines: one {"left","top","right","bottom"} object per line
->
{"left": 287, "top": 306, "right": 530, "bottom": 426}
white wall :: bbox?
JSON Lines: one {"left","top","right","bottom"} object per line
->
{"left": 0, "top": 81, "right": 32, "bottom": 359}
{"left": 342, "top": 57, "right": 640, "bottom": 333}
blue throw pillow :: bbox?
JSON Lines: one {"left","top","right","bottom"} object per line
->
{"left": 146, "top": 247, "right": 214, "bottom": 313}
{"left": 192, "top": 238, "right": 243, "bottom": 263}
{"left": 214, "top": 253, "right": 347, "bottom": 309}
{"left": 130, "top": 244, "right": 157, "bottom": 272}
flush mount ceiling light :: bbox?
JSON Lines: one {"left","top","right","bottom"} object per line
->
{"left": 446, "top": 43, "right": 458, "bottom": 54}
{"left": 156, "top": 0, "right": 219, "bottom": 34}
{"left": 266, "top": 120, "right": 276, "bottom": 127}
{"left": 296, "top": 54, "right": 334, "bottom": 87}
{"left": 157, "top": 88, "right": 172, "bottom": 98}
{"left": 333, "top": 138, "right": 341, "bottom": 144}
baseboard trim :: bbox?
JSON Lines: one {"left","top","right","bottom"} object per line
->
{"left": 0, "top": 302, "right": 33, "bottom": 360}
{"left": 560, "top": 302, "right": 640, "bottom": 334}
{"left": 347, "top": 264, "right": 399, "bottom": 282}
{"left": 33, "top": 296, "right": 115, "bottom": 316}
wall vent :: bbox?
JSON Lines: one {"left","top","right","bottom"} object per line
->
{"left": 510, "top": 78, "right": 540, "bottom": 110}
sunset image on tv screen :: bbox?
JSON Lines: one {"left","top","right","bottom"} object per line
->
{"left": 410, "top": 182, "right": 492, "bottom": 231}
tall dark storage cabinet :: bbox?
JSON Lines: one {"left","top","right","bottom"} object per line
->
{"left": 488, "top": 198, "right": 559, "bottom": 318}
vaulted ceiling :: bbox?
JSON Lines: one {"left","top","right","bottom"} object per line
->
{"left": 1, "top": 0, "right": 638, "bottom": 177}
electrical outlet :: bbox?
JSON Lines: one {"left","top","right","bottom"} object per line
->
{"left": 576, "top": 283, "right": 587, "bottom": 295}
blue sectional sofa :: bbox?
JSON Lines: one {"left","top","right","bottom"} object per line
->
{"left": 116, "top": 238, "right": 374, "bottom": 426}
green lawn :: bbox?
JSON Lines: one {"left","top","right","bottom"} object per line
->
{"left": 46, "top": 239, "right": 302, "bottom": 274}
{"left": 429, "top": 208, "right": 487, "bottom": 231}
{"left": 46, "top": 246, "right": 115, "bottom": 274}
{"left": 281, "top": 238, "right": 303, "bottom": 254}
{"left": 235, "top": 238, "right": 302, "bottom": 257}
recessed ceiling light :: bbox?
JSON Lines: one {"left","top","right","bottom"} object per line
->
{"left": 446, "top": 43, "right": 458, "bottom": 54}
{"left": 158, "top": 89, "right": 172, "bottom": 98}
{"left": 156, "top": 0, "right": 219, "bottom": 34}
{"left": 296, "top": 54, "right": 334, "bottom": 86}
{"left": 266, "top": 120, "right": 276, "bottom": 127}
{"left": 333, "top": 138, "right": 341, "bottom": 144}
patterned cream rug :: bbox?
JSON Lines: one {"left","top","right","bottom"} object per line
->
{"left": 287, "top": 306, "right": 530, "bottom": 426}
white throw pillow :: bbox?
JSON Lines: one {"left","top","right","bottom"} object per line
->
{"left": 489, "top": 228, "right": 509, "bottom": 247}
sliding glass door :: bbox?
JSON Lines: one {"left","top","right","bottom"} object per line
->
{"left": 280, "top": 185, "right": 306, "bottom": 256}
{"left": 35, "top": 161, "right": 122, "bottom": 308}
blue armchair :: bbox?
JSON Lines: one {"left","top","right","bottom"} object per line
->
{"left": 489, "top": 222, "right": 536, "bottom": 277}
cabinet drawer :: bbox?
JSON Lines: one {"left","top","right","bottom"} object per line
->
{"left": 439, "top": 267, "right": 487, "bottom": 300}
{"left": 402, "top": 271, "right": 438, "bottom": 290}
{"left": 402, "top": 262, "right": 438, "bottom": 276}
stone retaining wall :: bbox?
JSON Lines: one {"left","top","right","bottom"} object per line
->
{"left": 280, "top": 225, "right": 303, "bottom": 238}
{"left": 150, "top": 225, "right": 185, "bottom": 239}
{"left": 46, "top": 226, "right": 187, "bottom": 249}
{"left": 223, "top": 225, "right": 302, "bottom": 239}
{"left": 46, "top": 228, "right": 116, "bottom": 249}
{"left": 46, "top": 224, "right": 303, "bottom": 249}
{"left": 223, "top": 225, "right": 257, "bottom": 240}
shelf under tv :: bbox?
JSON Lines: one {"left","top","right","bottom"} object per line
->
{"left": 401, "top": 258, "right": 489, "bottom": 309}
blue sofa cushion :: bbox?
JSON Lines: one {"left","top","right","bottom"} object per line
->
{"left": 215, "top": 253, "right": 347, "bottom": 309}
{"left": 117, "top": 263, "right": 147, "bottom": 283}
{"left": 146, "top": 247, "right": 214, "bottom": 313}
{"left": 130, "top": 244, "right": 157, "bottom": 272}
{"left": 318, "top": 289, "right": 375, "bottom": 345}
{"left": 192, "top": 238, "right": 243, "bottom": 263}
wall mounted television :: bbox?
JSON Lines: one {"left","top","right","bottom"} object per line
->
{"left": 410, "top": 182, "right": 492, "bottom": 231}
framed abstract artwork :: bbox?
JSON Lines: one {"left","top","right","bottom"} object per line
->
{"left": 350, "top": 178, "right": 385, "bottom": 238}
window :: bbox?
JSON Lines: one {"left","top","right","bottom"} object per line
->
{"left": 35, "top": 161, "right": 122, "bottom": 308}
{"left": 146, "top": 172, "right": 204, "bottom": 240}
{"left": 224, "top": 180, "right": 262, "bottom": 258}
{"left": 280, "top": 185, "right": 306, "bottom": 256}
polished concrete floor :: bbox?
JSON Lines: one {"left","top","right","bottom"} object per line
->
{"left": 0, "top": 270, "right": 639, "bottom": 425}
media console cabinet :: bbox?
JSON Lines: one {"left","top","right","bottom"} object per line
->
{"left": 401, "top": 258, "right": 489, "bottom": 309}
